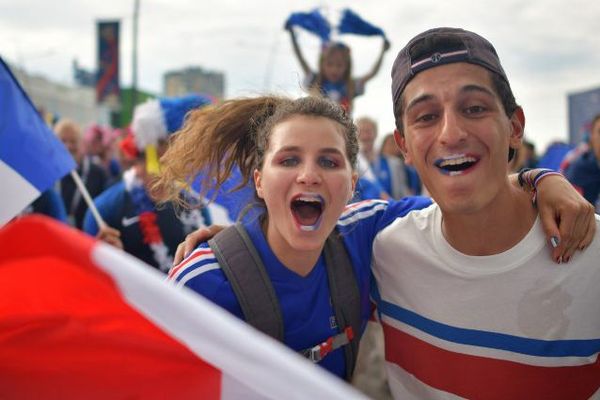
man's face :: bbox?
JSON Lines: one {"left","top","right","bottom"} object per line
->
{"left": 591, "top": 119, "right": 600, "bottom": 161}
{"left": 395, "top": 63, "right": 524, "bottom": 215}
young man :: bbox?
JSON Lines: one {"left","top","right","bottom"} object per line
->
{"left": 371, "top": 27, "right": 600, "bottom": 399}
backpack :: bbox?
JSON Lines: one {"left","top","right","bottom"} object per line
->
{"left": 208, "top": 222, "right": 361, "bottom": 380}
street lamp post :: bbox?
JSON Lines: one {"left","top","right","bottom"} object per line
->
{"left": 131, "top": 0, "right": 140, "bottom": 115}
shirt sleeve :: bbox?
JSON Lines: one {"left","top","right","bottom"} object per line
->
{"left": 171, "top": 244, "right": 245, "bottom": 320}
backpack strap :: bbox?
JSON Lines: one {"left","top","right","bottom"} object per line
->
{"left": 323, "top": 230, "right": 362, "bottom": 380}
{"left": 209, "top": 223, "right": 361, "bottom": 381}
{"left": 208, "top": 223, "right": 284, "bottom": 341}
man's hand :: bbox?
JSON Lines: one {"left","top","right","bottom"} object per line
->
{"left": 173, "top": 225, "right": 227, "bottom": 265}
{"left": 536, "top": 174, "right": 596, "bottom": 263}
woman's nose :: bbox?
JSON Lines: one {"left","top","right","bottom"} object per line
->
{"left": 297, "top": 163, "right": 322, "bottom": 185}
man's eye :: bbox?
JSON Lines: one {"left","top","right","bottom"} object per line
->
{"left": 416, "top": 113, "right": 437, "bottom": 123}
{"left": 318, "top": 157, "right": 338, "bottom": 169}
{"left": 465, "top": 105, "right": 486, "bottom": 114}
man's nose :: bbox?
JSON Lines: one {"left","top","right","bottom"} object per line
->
{"left": 439, "top": 110, "right": 467, "bottom": 146}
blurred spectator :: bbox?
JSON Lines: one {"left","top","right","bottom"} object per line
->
{"left": 286, "top": 13, "right": 390, "bottom": 115}
{"left": 537, "top": 141, "right": 572, "bottom": 171}
{"left": 356, "top": 117, "right": 379, "bottom": 164}
{"left": 83, "top": 124, "right": 121, "bottom": 182}
{"left": 84, "top": 95, "right": 214, "bottom": 272}
{"left": 356, "top": 116, "right": 420, "bottom": 199}
{"left": 380, "top": 133, "right": 422, "bottom": 197}
{"left": 55, "top": 119, "right": 108, "bottom": 229}
{"left": 115, "top": 127, "right": 138, "bottom": 174}
{"left": 560, "top": 142, "right": 589, "bottom": 173}
{"left": 380, "top": 131, "right": 402, "bottom": 158}
{"left": 564, "top": 113, "right": 600, "bottom": 211}
{"left": 521, "top": 140, "right": 539, "bottom": 169}
{"left": 509, "top": 139, "right": 539, "bottom": 173}
{"left": 83, "top": 138, "right": 211, "bottom": 272}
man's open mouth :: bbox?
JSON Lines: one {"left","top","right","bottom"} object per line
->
{"left": 434, "top": 154, "right": 478, "bottom": 176}
{"left": 291, "top": 193, "right": 324, "bottom": 232}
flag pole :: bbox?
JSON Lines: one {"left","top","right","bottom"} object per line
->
{"left": 70, "top": 169, "right": 107, "bottom": 229}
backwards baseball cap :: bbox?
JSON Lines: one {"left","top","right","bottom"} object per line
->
{"left": 391, "top": 27, "right": 509, "bottom": 109}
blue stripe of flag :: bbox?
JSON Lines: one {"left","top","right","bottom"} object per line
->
{"left": 0, "top": 57, "right": 75, "bottom": 192}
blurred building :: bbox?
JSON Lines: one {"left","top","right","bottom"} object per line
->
{"left": 163, "top": 67, "right": 225, "bottom": 100}
{"left": 9, "top": 61, "right": 111, "bottom": 127}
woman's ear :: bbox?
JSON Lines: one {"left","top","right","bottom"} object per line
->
{"left": 254, "top": 169, "right": 264, "bottom": 199}
{"left": 349, "top": 172, "right": 358, "bottom": 202}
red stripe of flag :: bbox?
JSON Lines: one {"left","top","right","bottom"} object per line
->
{"left": 0, "top": 217, "right": 221, "bottom": 399}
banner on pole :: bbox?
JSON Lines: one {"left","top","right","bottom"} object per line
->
{"left": 96, "top": 20, "right": 120, "bottom": 105}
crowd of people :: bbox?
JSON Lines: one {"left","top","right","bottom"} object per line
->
{"left": 12, "top": 10, "right": 600, "bottom": 399}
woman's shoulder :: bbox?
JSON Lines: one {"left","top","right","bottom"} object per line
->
{"left": 337, "top": 196, "right": 433, "bottom": 232}
{"left": 168, "top": 244, "right": 222, "bottom": 285}
{"left": 338, "top": 199, "right": 389, "bottom": 228}
{"left": 168, "top": 243, "right": 245, "bottom": 318}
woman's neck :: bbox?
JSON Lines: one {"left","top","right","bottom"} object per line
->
{"left": 262, "top": 217, "right": 322, "bottom": 277}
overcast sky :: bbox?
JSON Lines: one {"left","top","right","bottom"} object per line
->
{"left": 1, "top": 0, "right": 599, "bottom": 153}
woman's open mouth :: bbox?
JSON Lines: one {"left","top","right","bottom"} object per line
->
{"left": 290, "top": 193, "right": 324, "bottom": 232}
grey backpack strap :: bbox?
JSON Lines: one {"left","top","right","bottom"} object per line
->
{"left": 323, "top": 230, "right": 362, "bottom": 380}
{"left": 208, "top": 223, "right": 284, "bottom": 341}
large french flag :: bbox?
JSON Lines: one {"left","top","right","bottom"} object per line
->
{"left": 0, "top": 57, "right": 76, "bottom": 226}
{"left": 0, "top": 215, "right": 366, "bottom": 399}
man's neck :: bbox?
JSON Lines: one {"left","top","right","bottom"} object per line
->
{"left": 440, "top": 185, "right": 537, "bottom": 256}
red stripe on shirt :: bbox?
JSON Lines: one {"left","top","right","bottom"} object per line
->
{"left": 382, "top": 321, "right": 600, "bottom": 400}
{"left": 168, "top": 249, "right": 213, "bottom": 279}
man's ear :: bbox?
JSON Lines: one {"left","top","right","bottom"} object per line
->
{"left": 509, "top": 107, "right": 526, "bottom": 150}
{"left": 394, "top": 129, "right": 412, "bottom": 165}
{"left": 253, "top": 169, "right": 264, "bottom": 199}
